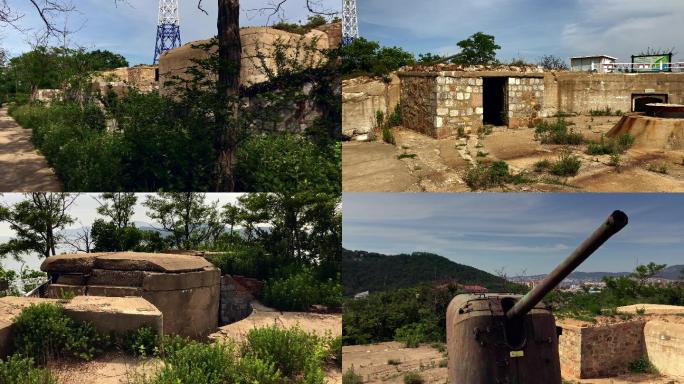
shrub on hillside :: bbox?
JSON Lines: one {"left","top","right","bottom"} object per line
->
{"left": 465, "top": 160, "right": 514, "bottom": 190}
{"left": 236, "top": 134, "right": 341, "bottom": 194}
{"left": 550, "top": 151, "right": 581, "bottom": 177}
{"left": 12, "top": 303, "right": 109, "bottom": 364}
{"left": 243, "top": 325, "right": 330, "bottom": 382}
{"left": 0, "top": 355, "right": 57, "bottom": 384}
{"left": 123, "top": 325, "right": 159, "bottom": 358}
{"left": 394, "top": 322, "right": 441, "bottom": 348}
{"left": 262, "top": 269, "right": 342, "bottom": 311}
{"left": 342, "top": 367, "right": 363, "bottom": 384}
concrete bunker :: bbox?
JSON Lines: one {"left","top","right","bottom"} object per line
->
{"left": 632, "top": 94, "right": 668, "bottom": 113}
{"left": 40, "top": 252, "right": 221, "bottom": 339}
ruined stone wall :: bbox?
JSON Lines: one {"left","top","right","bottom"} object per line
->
{"left": 399, "top": 73, "right": 438, "bottom": 137}
{"left": 433, "top": 74, "right": 484, "bottom": 138}
{"left": 545, "top": 72, "right": 684, "bottom": 114}
{"left": 558, "top": 320, "right": 646, "bottom": 379}
{"left": 507, "top": 77, "right": 544, "bottom": 128}
{"left": 558, "top": 323, "right": 582, "bottom": 379}
{"left": 342, "top": 74, "right": 400, "bottom": 139}
{"left": 220, "top": 276, "right": 263, "bottom": 325}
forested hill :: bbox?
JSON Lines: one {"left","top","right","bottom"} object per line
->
{"left": 342, "top": 249, "right": 507, "bottom": 296}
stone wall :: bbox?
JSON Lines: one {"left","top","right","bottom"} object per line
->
{"left": 219, "top": 275, "right": 264, "bottom": 325}
{"left": 399, "top": 73, "right": 439, "bottom": 137}
{"left": 433, "top": 74, "right": 484, "bottom": 138}
{"left": 507, "top": 77, "right": 544, "bottom": 128}
{"left": 92, "top": 66, "right": 158, "bottom": 96}
{"left": 342, "top": 74, "right": 400, "bottom": 139}
{"left": 545, "top": 72, "right": 684, "bottom": 115}
{"left": 558, "top": 320, "right": 646, "bottom": 379}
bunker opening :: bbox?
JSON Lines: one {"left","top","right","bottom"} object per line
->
{"left": 501, "top": 296, "right": 527, "bottom": 350}
{"left": 632, "top": 94, "right": 668, "bottom": 113}
{"left": 483, "top": 77, "right": 508, "bottom": 126}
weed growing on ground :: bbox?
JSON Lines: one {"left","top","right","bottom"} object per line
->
{"left": 0, "top": 355, "right": 57, "bottom": 384}
{"left": 343, "top": 367, "right": 363, "bottom": 384}
{"left": 628, "top": 357, "right": 658, "bottom": 374}
{"left": 647, "top": 162, "right": 669, "bottom": 174}
{"left": 589, "top": 107, "right": 620, "bottom": 116}
{"left": 586, "top": 133, "right": 634, "bottom": 155}
{"left": 533, "top": 159, "right": 551, "bottom": 173}
{"left": 534, "top": 117, "right": 584, "bottom": 145}
{"left": 123, "top": 326, "right": 159, "bottom": 358}
{"left": 388, "top": 358, "right": 401, "bottom": 365}
{"left": 439, "top": 358, "right": 448, "bottom": 368}
{"left": 398, "top": 153, "right": 417, "bottom": 160}
{"left": 550, "top": 150, "right": 581, "bottom": 177}
{"left": 609, "top": 153, "right": 621, "bottom": 168}
{"left": 403, "top": 372, "right": 425, "bottom": 384}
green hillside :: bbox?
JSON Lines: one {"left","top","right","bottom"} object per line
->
{"left": 342, "top": 248, "right": 507, "bottom": 296}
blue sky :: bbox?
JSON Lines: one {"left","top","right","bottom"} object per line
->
{"left": 343, "top": 193, "right": 684, "bottom": 276}
{"left": 1, "top": 0, "right": 339, "bottom": 65}
{"left": 357, "top": 0, "right": 684, "bottom": 63}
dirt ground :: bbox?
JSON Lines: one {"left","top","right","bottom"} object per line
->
{"left": 0, "top": 107, "right": 61, "bottom": 191}
{"left": 342, "top": 342, "right": 683, "bottom": 384}
{"left": 343, "top": 115, "right": 684, "bottom": 192}
{"left": 49, "top": 352, "right": 159, "bottom": 384}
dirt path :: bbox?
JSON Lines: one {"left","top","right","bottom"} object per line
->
{"left": 0, "top": 107, "right": 61, "bottom": 191}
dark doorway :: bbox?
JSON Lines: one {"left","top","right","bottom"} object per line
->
{"left": 632, "top": 94, "right": 668, "bottom": 113}
{"left": 483, "top": 77, "right": 508, "bottom": 126}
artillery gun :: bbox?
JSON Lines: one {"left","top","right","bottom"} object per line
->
{"left": 446, "top": 210, "right": 628, "bottom": 384}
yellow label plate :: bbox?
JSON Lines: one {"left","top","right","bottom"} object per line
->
{"left": 510, "top": 350, "right": 524, "bottom": 358}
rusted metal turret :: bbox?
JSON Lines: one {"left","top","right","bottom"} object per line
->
{"left": 446, "top": 211, "right": 628, "bottom": 384}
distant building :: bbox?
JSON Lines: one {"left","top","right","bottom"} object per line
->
{"left": 462, "top": 285, "right": 488, "bottom": 294}
{"left": 570, "top": 55, "right": 617, "bottom": 73}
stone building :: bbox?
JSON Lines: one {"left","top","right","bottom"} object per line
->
{"left": 398, "top": 65, "right": 545, "bottom": 138}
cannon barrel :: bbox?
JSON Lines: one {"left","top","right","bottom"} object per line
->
{"left": 506, "top": 210, "right": 629, "bottom": 320}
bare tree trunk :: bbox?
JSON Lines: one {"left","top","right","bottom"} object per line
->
{"left": 216, "top": 0, "right": 241, "bottom": 191}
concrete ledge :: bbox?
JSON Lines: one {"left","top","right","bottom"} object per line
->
{"left": 618, "top": 304, "right": 684, "bottom": 315}
{"left": 644, "top": 320, "right": 684, "bottom": 378}
{"left": 0, "top": 296, "right": 162, "bottom": 358}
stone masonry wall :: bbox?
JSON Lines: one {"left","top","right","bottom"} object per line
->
{"left": 400, "top": 73, "right": 439, "bottom": 137}
{"left": 507, "top": 77, "right": 544, "bottom": 128}
{"left": 433, "top": 74, "right": 483, "bottom": 138}
{"left": 220, "top": 276, "right": 263, "bottom": 325}
{"left": 342, "top": 74, "right": 400, "bottom": 139}
{"left": 558, "top": 320, "right": 646, "bottom": 379}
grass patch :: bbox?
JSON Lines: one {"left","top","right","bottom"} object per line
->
{"left": 586, "top": 134, "right": 634, "bottom": 155}
{"left": 403, "top": 372, "right": 425, "bottom": 384}
{"left": 0, "top": 355, "right": 57, "bottom": 384}
{"left": 398, "top": 153, "right": 417, "bottom": 160}
{"left": 535, "top": 118, "right": 584, "bottom": 145}
{"left": 388, "top": 358, "right": 401, "bottom": 365}
{"left": 628, "top": 357, "right": 658, "bottom": 374}
{"left": 533, "top": 159, "right": 551, "bottom": 173}
{"left": 550, "top": 151, "right": 581, "bottom": 177}
{"left": 589, "top": 107, "right": 622, "bottom": 116}
{"left": 343, "top": 367, "right": 364, "bottom": 384}
{"left": 465, "top": 161, "right": 532, "bottom": 190}
{"left": 438, "top": 358, "right": 448, "bottom": 368}
{"left": 647, "top": 162, "right": 669, "bottom": 174}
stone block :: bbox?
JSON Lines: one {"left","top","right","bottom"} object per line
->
{"left": 46, "top": 284, "right": 87, "bottom": 299}
{"left": 142, "top": 268, "right": 220, "bottom": 291}
{"left": 87, "top": 285, "right": 144, "bottom": 297}
{"left": 56, "top": 274, "right": 86, "bottom": 285}
{"left": 90, "top": 269, "right": 144, "bottom": 287}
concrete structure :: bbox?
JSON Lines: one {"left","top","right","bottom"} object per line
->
{"left": 91, "top": 66, "right": 158, "bottom": 95}
{"left": 158, "top": 26, "right": 334, "bottom": 93}
{"left": 0, "top": 295, "right": 162, "bottom": 358}
{"left": 617, "top": 304, "right": 684, "bottom": 315}
{"left": 219, "top": 275, "right": 262, "bottom": 324}
{"left": 41, "top": 252, "right": 220, "bottom": 339}
{"left": 570, "top": 55, "right": 617, "bottom": 73}
{"left": 607, "top": 114, "right": 684, "bottom": 150}
{"left": 341, "top": 74, "right": 400, "bottom": 139}
{"left": 644, "top": 320, "right": 684, "bottom": 378}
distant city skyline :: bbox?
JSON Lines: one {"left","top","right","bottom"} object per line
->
{"left": 356, "top": 0, "right": 683, "bottom": 64}
{"left": 1, "top": 0, "right": 339, "bottom": 65}
{"left": 343, "top": 193, "right": 684, "bottom": 276}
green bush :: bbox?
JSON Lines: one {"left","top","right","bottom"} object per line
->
{"left": 375, "top": 110, "right": 385, "bottom": 128}
{"left": 0, "top": 355, "right": 57, "bottom": 384}
{"left": 533, "top": 159, "right": 551, "bottom": 173}
{"left": 628, "top": 357, "right": 658, "bottom": 374}
{"left": 262, "top": 269, "right": 342, "bottom": 311}
{"left": 11, "top": 303, "right": 108, "bottom": 364}
{"left": 342, "top": 367, "right": 364, "bottom": 384}
{"left": 387, "top": 104, "right": 402, "bottom": 127}
{"left": 394, "top": 322, "right": 441, "bottom": 348}
{"left": 236, "top": 134, "right": 341, "bottom": 194}
{"left": 244, "top": 325, "right": 329, "bottom": 383}
{"left": 123, "top": 326, "right": 159, "bottom": 358}
{"left": 403, "top": 372, "right": 424, "bottom": 384}
{"left": 534, "top": 118, "right": 584, "bottom": 145}
{"left": 550, "top": 151, "right": 581, "bottom": 177}
{"left": 586, "top": 133, "right": 634, "bottom": 155}
{"left": 465, "top": 160, "right": 514, "bottom": 190}
{"left": 382, "top": 125, "right": 396, "bottom": 145}
{"left": 329, "top": 336, "right": 342, "bottom": 368}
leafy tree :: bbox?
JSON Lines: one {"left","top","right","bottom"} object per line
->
{"left": 451, "top": 32, "right": 500, "bottom": 65}
{"left": 340, "top": 38, "right": 415, "bottom": 76}
{"left": 417, "top": 52, "right": 444, "bottom": 65}
{"left": 0, "top": 193, "right": 77, "bottom": 259}
{"left": 538, "top": 54, "right": 568, "bottom": 70}
{"left": 94, "top": 193, "right": 138, "bottom": 229}
{"left": 144, "top": 193, "right": 223, "bottom": 249}
{"left": 90, "top": 219, "right": 141, "bottom": 252}
{"left": 84, "top": 50, "right": 128, "bottom": 71}
{"left": 631, "top": 262, "right": 667, "bottom": 285}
